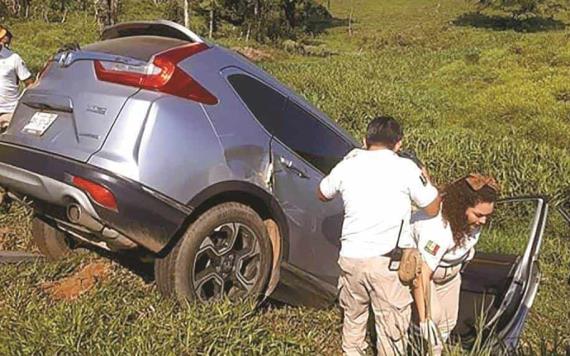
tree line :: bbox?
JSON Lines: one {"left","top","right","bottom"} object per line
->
{"left": 0, "top": 0, "right": 332, "bottom": 41}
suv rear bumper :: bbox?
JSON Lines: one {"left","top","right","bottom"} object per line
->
{"left": 0, "top": 142, "right": 190, "bottom": 252}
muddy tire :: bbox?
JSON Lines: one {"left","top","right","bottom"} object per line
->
{"left": 155, "top": 202, "right": 272, "bottom": 304}
{"left": 31, "top": 217, "right": 71, "bottom": 260}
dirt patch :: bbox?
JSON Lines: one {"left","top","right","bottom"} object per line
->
{"left": 232, "top": 47, "right": 273, "bottom": 62}
{"left": 40, "top": 261, "right": 111, "bottom": 301}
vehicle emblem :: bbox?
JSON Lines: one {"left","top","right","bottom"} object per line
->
{"left": 58, "top": 51, "right": 75, "bottom": 67}
{"left": 86, "top": 105, "right": 107, "bottom": 115}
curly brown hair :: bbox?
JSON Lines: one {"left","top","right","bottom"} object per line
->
{"left": 441, "top": 175, "right": 499, "bottom": 246}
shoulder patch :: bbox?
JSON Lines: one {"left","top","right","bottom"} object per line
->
{"left": 424, "top": 240, "right": 440, "bottom": 256}
{"left": 419, "top": 172, "right": 428, "bottom": 186}
{"left": 343, "top": 149, "right": 360, "bottom": 161}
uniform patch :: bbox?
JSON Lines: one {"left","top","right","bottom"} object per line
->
{"left": 343, "top": 149, "right": 360, "bottom": 161}
{"left": 419, "top": 173, "right": 428, "bottom": 186}
{"left": 424, "top": 240, "right": 440, "bottom": 256}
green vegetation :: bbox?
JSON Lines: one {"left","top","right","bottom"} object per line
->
{"left": 470, "top": 0, "right": 567, "bottom": 17}
{"left": 0, "top": 0, "right": 569, "bottom": 354}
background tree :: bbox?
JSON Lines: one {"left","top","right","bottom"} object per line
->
{"left": 0, "top": 0, "right": 331, "bottom": 40}
{"left": 471, "top": 0, "right": 567, "bottom": 17}
{"left": 183, "top": 0, "right": 190, "bottom": 28}
{"left": 94, "top": 0, "right": 119, "bottom": 30}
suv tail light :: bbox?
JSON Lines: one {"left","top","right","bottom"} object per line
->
{"left": 71, "top": 175, "right": 118, "bottom": 212}
{"left": 94, "top": 42, "right": 218, "bottom": 105}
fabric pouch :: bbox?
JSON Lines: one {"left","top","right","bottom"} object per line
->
{"left": 397, "top": 248, "right": 422, "bottom": 286}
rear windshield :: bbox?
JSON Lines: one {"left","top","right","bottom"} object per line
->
{"left": 83, "top": 36, "right": 188, "bottom": 61}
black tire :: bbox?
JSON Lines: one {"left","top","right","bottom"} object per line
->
{"left": 31, "top": 217, "right": 71, "bottom": 260}
{"left": 155, "top": 202, "right": 272, "bottom": 304}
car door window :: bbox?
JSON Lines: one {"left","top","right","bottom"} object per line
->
{"left": 477, "top": 199, "right": 541, "bottom": 256}
{"left": 227, "top": 73, "right": 285, "bottom": 136}
{"left": 275, "top": 100, "right": 352, "bottom": 174}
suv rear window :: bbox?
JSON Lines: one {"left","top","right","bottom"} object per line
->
{"left": 83, "top": 36, "right": 189, "bottom": 61}
{"left": 228, "top": 73, "right": 352, "bottom": 173}
{"left": 228, "top": 73, "right": 286, "bottom": 136}
{"left": 279, "top": 100, "right": 352, "bottom": 173}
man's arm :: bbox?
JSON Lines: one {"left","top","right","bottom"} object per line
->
{"left": 422, "top": 194, "right": 441, "bottom": 217}
{"left": 318, "top": 164, "right": 342, "bottom": 203}
{"left": 317, "top": 186, "right": 333, "bottom": 202}
{"left": 15, "top": 54, "right": 32, "bottom": 88}
{"left": 419, "top": 166, "right": 440, "bottom": 217}
{"left": 408, "top": 164, "right": 441, "bottom": 217}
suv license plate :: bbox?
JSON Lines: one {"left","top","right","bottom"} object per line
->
{"left": 22, "top": 112, "right": 58, "bottom": 136}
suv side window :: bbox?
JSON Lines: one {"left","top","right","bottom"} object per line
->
{"left": 227, "top": 73, "right": 285, "bottom": 136}
{"left": 278, "top": 100, "right": 353, "bottom": 174}
{"left": 228, "top": 73, "right": 352, "bottom": 174}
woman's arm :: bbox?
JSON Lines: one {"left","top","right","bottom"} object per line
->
{"left": 412, "top": 261, "right": 434, "bottom": 322}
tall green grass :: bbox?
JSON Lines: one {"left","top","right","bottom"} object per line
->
{"left": 0, "top": 0, "right": 569, "bottom": 353}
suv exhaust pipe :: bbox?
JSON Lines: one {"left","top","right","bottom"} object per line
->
{"left": 67, "top": 203, "right": 104, "bottom": 232}
{"left": 66, "top": 203, "right": 136, "bottom": 250}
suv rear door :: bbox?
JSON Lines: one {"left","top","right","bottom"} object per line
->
{"left": 0, "top": 21, "right": 200, "bottom": 163}
{"left": 225, "top": 71, "right": 355, "bottom": 306}
{"left": 453, "top": 196, "right": 548, "bottom": 350}
{"left": 269, "top": 98, "right": 354, "bottom": 287}
{"left": 1, "top": 49, "right": 143, "bottom": 162}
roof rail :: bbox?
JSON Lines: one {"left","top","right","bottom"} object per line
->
{"left": 101, "top": 20, "right": 205, "bottom": 44}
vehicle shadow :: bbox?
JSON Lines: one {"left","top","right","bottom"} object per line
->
{"left": 80, "top": 245, "right": 155, "bottom": 283}
{"left": 452, "top": 12, "right": 566, "bottom": 33}
{"left": 301, "top": 2, "right": 349, "bottom": 35}
{"left": 309, "top": 17, "right": 350, "bottom": 34}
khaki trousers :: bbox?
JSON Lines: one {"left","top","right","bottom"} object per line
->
{"left": 0, "top": 112, "right": 13, "bottom": 129}
{"left": 338, "top": 256, "right": 413, "bottom": 356}
{"left": 429, "top": 264, "right": 462, "bottom": 340}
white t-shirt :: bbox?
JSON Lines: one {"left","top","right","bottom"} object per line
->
{"left": 0, "top": 46, "right": 31, "bottom": 113}
{"left": 410, "top": 210, "right": 480, "bottom": 271}
{"left": 319, "top": 148, "right": 438, "bottom": 259}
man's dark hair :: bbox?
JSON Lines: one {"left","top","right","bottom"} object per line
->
{"left": 365, "top": 116, "right": 403, "bottom": 149}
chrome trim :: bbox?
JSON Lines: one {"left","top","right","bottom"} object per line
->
{"left": 0, "top": 161, "right": 100, "bottom": 219}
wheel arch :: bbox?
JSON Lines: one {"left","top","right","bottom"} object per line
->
{"left": 159, "top": 181, "right": 290, "bottom": 296}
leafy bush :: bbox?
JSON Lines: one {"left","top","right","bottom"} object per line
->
{"left": 471, "top": 0, "right": 568, "bottom": 17}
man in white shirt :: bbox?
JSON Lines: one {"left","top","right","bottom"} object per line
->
{"left": 0, "top": 27, "right": 33, "bottom": 129}
{"left": 318, "top": 116, "right": 441, "bottom": 356}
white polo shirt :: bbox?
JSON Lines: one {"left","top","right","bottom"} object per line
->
{"left": 410, "top": 210, "right": 480, "bottom": 271}
{"left": 0, "top": 46, "right": 31, "bottom": 113}
{"left": 319, "top": 148, "right": 438, "bottom": 259}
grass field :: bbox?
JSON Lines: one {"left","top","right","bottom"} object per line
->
{"left": 0, "top": 0, "right": 569, "bottom": 354}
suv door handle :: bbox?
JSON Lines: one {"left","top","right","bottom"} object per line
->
{"left": 279, "top": 156, "right": 309, "bottom": 179}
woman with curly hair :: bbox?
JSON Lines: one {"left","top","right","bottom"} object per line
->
{"left": 410, "top": 173, "right": 500, "bottom": 349}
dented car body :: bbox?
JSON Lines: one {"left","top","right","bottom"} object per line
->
{"left": 0, "top": 21, "right": 546, "bottom": 351}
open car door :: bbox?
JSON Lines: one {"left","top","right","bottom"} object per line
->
{"left": 451, "top": 196, "right": 548, "bottom": 351}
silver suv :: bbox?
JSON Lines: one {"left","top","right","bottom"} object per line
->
{"left": 0, "top": 20, "right": 548, "bottom": 351}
